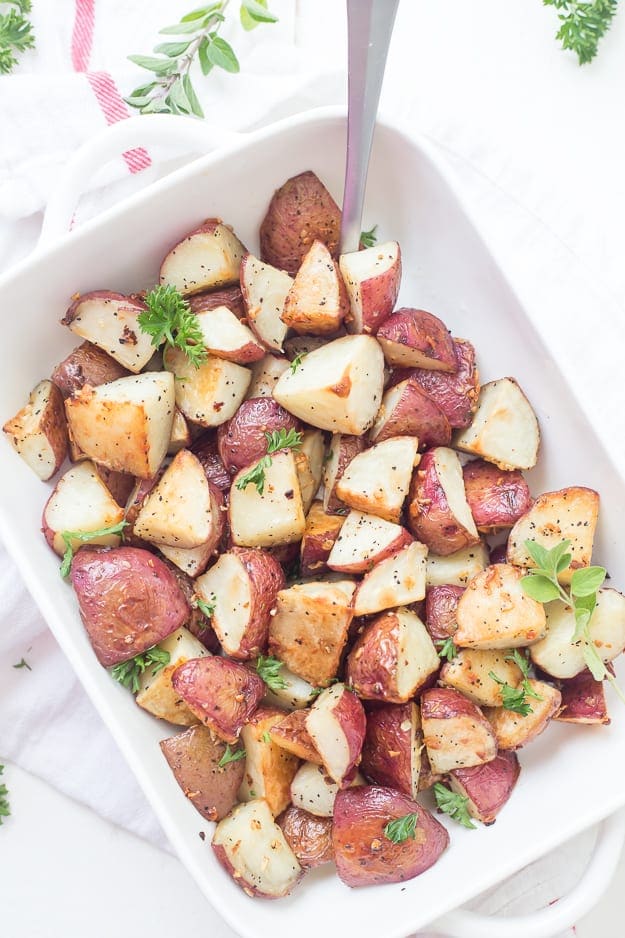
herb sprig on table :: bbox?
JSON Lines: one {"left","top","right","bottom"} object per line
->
{"left": 0, "top": 1, "right": 34, "bottom": 75}
{"left": 543, "top": 0, "right": 617, "bottom": 64}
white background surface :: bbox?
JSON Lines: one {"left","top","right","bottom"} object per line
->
{"left": 2, "top": 0, "right": 625, "bottom": 935}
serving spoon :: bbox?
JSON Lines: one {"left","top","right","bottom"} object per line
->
{"left": 340, "top": 0, "right": 401, "bottom": 254}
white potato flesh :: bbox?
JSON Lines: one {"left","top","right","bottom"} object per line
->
{"left": 485, "top": 681, "right": 562, "bottom": 750}
{"left": 327, "top": 510, "right": 411, "bottom": 573}
{"left": 530, "top": 589, "right": 625, "bottom": 679}
{"left": 43, "top": 460, "right": 124, "bottom": 555}
{"left": 306, "top": 684, "right": 352, "bottom": 785}
{"left": 424, "top": 713, "right": 498, "bottom": 774}
{"left": 282, "top": 239, "right": 345, "bottom": 334}
{"left": 455, "top": 564, "right": 547, "bottom": 649}
{"left": 352, "top": 541, "right": 427, "bottom": 616}
{"left": 240, "top": 254, "right": 292, "bottom": 352}
{"left": 164, "top": 347, "right": 250, "bottom": 427}
{"left": 273, "top": 334, "right": 385, "bottom": 434}
{"left": 300, "top": 429, "right": 325, "bottom": 501}
{"left": 426, "top": 542, "right": 489, "bottom": 587}
{"left": 158, "top": 539, "right": 215, "bottom": 578}
{"left": 64, "top": 294, "right": 154, "bottom": 372}
{"left": 339, "top": 241, "right": 401, "bottom": 334}
{"left": 212, "top": 799, "right": 301, "bottom": 898}
{"left": 440, "top": 649, "right": 523, "bottom": 708}
{"left": 167, "top": 408, "right": 191, "bottom": 455}
{"left": 290, "top": 762, "right": 365, "bottom": 818}
{"left": 160, "top": 222, "right": 245, "bottom": 295}
{"left": 229, "top": 450, "right": 306, "bottom": 547}
{"left": 295, "top": 452, "right": 317, "bottom": 516}
{"left": 393, "top": 609, "right": 441, "bottom": 698}
{"left": 507, "top": 487, "right": 599, "bottom": 584}
{"left": 3, "top": 379, "right": 67, "bottom": 481}
{"left": 133, "top": 449, "right": 216, "bottom": 549}
{"left": 433, "top": 447, "right": 479, "bottom": 539}
{"left": 336, "top": 436, "right": 419, "bottom": 523}
{"left": 64, "top": 372, "right": 175, "bottom": 478}
{"left": 263, "top": 666, "right": 318, "bottom": 711}
{"left": 238, "top": 713, "right": 300, "bottom": 817}
{"left": 195, "top": 305, "right": 264, "bottom": 363}
{"left": 135, "top": 626, "right": 209, "bottom": 724}
{"left": 245, "top": 354, "right": 290, "bottom": 399}
{"left": 454, "top": 378, "right": 540, "bottom": 470}
{"left": 195, "top": 552, "right": 251, "bottom": 656}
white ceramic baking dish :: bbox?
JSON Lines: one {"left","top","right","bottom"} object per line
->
{"left": 2, "top": 107, "right": 625, "bottom": 938}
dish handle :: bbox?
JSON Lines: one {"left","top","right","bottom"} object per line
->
{"left": 431, "top": 808, "right": 625, "bottom": 938}
{"left": 38, "top": 114, "right": 245, "bottom": 248}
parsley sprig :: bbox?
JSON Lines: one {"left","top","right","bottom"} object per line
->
{"left": 384, "top": 812, "right": 419, "bottom": 844}
{"left": 433, "top": 783, "right": 476, "bottom": 829}
{"left": 110, "top": 646, "right": 171, "bottom": 694}
{"left": 127, "top": 1, "right": 278, "bottom": 117}
{"left": 13, "top": 657, "right": 31, "bottom": 671}
{"left": 290, "top": 352, "right": 307, "bottom": 374}
{"left": 195, "top": 593, "right": 216, "bottom": 618}
{"left": 218, "top": 744, "right": 246, "bottom": 767}
{"left": 436, "top": 637, "right": 458, "bottom": 662}
{"left": 489, "top": 649, "right": 543, "bottom": 717}
{"left": 360, "top": 225, "right": 378, "bottom": 249}
{"left": 0, "top": 1, "right": 34, "bottom": 75}
{"left": 235, "top": 428, "right": 303, "bottom": 496}
{"left": 60, "top": 520, "right": 128, "bottom": 579}
{"left": 0, "top": 765, "right": 9, "bottom": 825}
{"left": 139, "top": 285, "right": 207, "bottom": 368}
{"left": 543, "top": 0, "right": 616, "bottom": 64}
{"left": 255, "top": 654, "right": 288, "bottom": 691}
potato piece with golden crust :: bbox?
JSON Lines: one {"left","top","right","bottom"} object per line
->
{"left": 484, "top": 680, "right": 562, "bottom": 750}
{"left": 352, "top": 541, "right": 427, "bottom": 616}
{"left": 282, "top": 239, "right": 348, "bottom": 335}
{"left": 160, "top": 219, "right": 246, "bottom": 295}
{"left": 450, "top": 751, "right": 520, "bottom": 825}
{"left": 300, "top": 495, "right": 344, "bottom": 575}
{"left": 160, "top": 724, "right": 245, "bottom": 822}
{"left": 260, "top": 171, "right": 341, "bottom": 276}
{"left": 164, "top": 347, "right": 250, "bottom": 428}
{"left": 268, "top": 580, "right": 355, "bottom": 687}
{"left": 398, "top": 338, "right": 479, "bottom": 430}
{"left": 361, "top": 702, "right": 421, "bottom": 798}
{"left": 172, "top": 656, "right": 265, "bottom": 743}
{"left": 454, "top": 377, "right": 540, "bottom": 470}
{"left": 277, "top": 806, "right": 334, "bottom": 869}
{"left": 421, "top": 687, "right": 497, "bottom": 773}
{"left": 62, "top": 291, "right": 154, "bottom": 373}
{"left": 340, "top": 242, "right": 402, "bottom": 335}
{"left": 194, "top": 305, "right": 265, "bottom": 364}
{"left": 327, "top": 510, "right": 413, "bottom": 574}
{"left": 408, "top": 447, "right": 480, "bottom": 556}
{"left": 295, "top": 429, "right": 325, "bottom": 515}
{"left": 240, "top": 253, "right": 292, "bottom": 352}
{"left": 238, "top": 707, "right": 300, "bottom": 816}
{"left": 455, "top": 564, "right": 547, "bottom": 649}
{"left": 42, "top": 461, "right": 125, "bottom": 555}
{"left": 4, "top": 379, "right": 68, "bottom": 481}
{"left": 136, "top": 627, "right": 210, "bottom": 724}
{"left": 507, "top": 486, "right": 599, "bottom": 584}
{"left": 167, "top": 408, "right": 191, "bottom": 456}
{"left": 440, "top": 648, "right": 523, "bottom": 708}
{"left": 269, "top": 710, "right": 322, "bottom": 763}
{"left": 370, "top": 377, "right": 451, "bottom": 449}
{"left": 336, "top": 436, "right": 419, "bottom": 523}
{"left": 376, "top": 308, "right": 456, "bottom": 371}
{"left": 229, "top": 450, "right": 306, "bottom": 548}
{"left": 52, "top": 341, "right": 130, "bottom": 398}
{"left": 306, "top": 684, "right": 366, "bottom": 788}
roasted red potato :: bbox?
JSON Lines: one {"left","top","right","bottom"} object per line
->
{"left": 335, "top": 435, "right": 419, "bottom": 523}
{"left": 376, "top": 308, "right": 456, "bottom": 371}
{"left": 425, "top": 543, "right": 489, "bottom": 589}
{"left": 425, "top": 584, "right": 465, "bottom": 643}
{"left": 421, "top": 687, "right": 497, "bottom": 773}
{"left": 370, "top": 377, "right": 451, "bottom": 449}
{"left": 212, "top": 799, "right": 302, "bottom": 898}
{"left": 238, "top": 707, "right": 300, "bottom": 816}
{"left": 327, "top": 510, "right": 413, "bottom": 574}
{"left": 290, "top": 761, "right": 364, "bottom": 817}
{"left": 190, "top": 432, "right": 231, "bottom": 492}
{"left": 161, "top": 562, "right": 220, "bottom": 653}
{"left": 269, "top": 709, "right": 322, "bottom": 763}
{"left": 260, "top": 170, "right": 341, "bottom": 275}
{"left": 194, "top": 305, "right": 265, "bottom": 365}
{"left": 555, "top": 670, "right": 610, "bottom": 725}
{"left": 160, "top": 724, "right": 245, "bottom": 822}
{"left": 352, "top": 540, "right": 427, "bottom": 616}
{"left": 463, "top": 460, "right": 532, "bottom": 533}
{"left": 339, "top": 241, "right": 402, "bottom": 335}
{"left": 361, "top": 702, "right": 421, "bottom": 798}
{"left": 3, "top": 379, "right": 68, "bottom": 481}
{"left": 94, "top": 465, "right": 135, "bottom": 508}
{"left": 195, "top": 547, "right": 285, "bottom": 660}
{"left": 240, "top": 253, "right": 292, "bottom": 352}
{"left": 332, "top": 786, "right": 449, "bottom": 887}
{"left": 187, "top": 284, "right": 246, "bottom": 319}
{"left": 299, "top": 501, "right": 345, "bottom": 578}
{"left": 136, "top": 626, "right": 210, "bottom": 724}
{"left": 398, "top": 338, "right": 479, "bottom": 429}
{"left": 70, "top": 546, "right": 189, "bottom": 667}
{"left": 322, "top": 433, "right": 366, "bottom": 514}
{"left": 485, "top": 680, "right": 562, "bottom": 750}
{"left": 455, "top": 563, "right": 546, "bottom": 649}
{"left": 450, "top": 751, "right": 520, "bottom": 825}
{"left": 489, "top": 542, "right": 508, "bottom": 565}
{"left": 160, "top": 218, "right": 246, "bottom": 295}
{"left": 164, "top": 347, "right": 250, "bottom": 429}
{"left": 277, "top": 806, "right": 334, "bottom": 869}
{"left": 42, "top": 461, "right": 125, "bottom": 555}
{"left": 306, "top": 683, "right": 366, "bottom": 787}
{"left": 408, "top": 447, "right": 480, "bottom": 556}
{"left": 346, "top": 609, "right": 439, "bottom": 703}
{"left": 172, "top": 656, "right": 265, "bottom": 742}
{"left": 246, "top": 353, "right": 290, "bottom": 399}
{"left": 51, "top": 341, "right": 129, "bottom": 398}
{"left": 440, "top": 648, "right": 523, "bottom": 708}
{"left": 455, "top": 377, "right": 540, "bottom": 471}
{"left": 282, "top": 239, "right": 348, "bottom": 335}
{"left": 229, "top": 450, "right": 306, "bottom": 548}
{"left": 217, "top": 397, "right": 300, "bottom": 475}
{"left": 62, "top": 291, "right": 154, "bottom": 373}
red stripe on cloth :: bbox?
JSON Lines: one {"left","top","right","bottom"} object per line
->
{"left": 86, "top": 72, "right": 152, "bottom": 174}
{"left": 71, "top": 0, "right": 95, "bottom": 72}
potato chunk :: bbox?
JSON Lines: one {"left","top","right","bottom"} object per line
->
{"left": 408, "top": 447, "right": 479, "bottom": 555}
{"left": 339, "top": 241, "right": 401, "bottom": 335}
{"left": 62, "top": 291, "right": 154, "bottom": 373}
{"left": 421, "top": 688, "right": 497, "bottom": 773}
{"left": 440, "top": 648, "right": 523, "bottom": 708}
{"left": 240, "top": 253, "right": 292, "bottom": 352}
{"left": 336, "top": 436, "right": 419, "bottom": 523}
{"left": 164, "top": 347, "right": 250, "bottom": 428}
{"left": 485, "top": 680, "right": 562, "bottom": 749}
{"left": 136, "top": 626, "right": 210, "bottom": 724}
{"left": 455, "top": 564, "right": 547, "bottom": 649}
{"left": 160, "top": 219, "right": 245, "bottom": 295}
{"left": 4, "top": 379, "right": 68, "bottom": 481}
{"left": 352, "top": 541, "right": 427, "bottom": 616}
{"left": 238, "top": 707, "right": 300, "bottom": 816}
{"left": 282, "top": 239, "right": 348, "bottom": 335}
{"left": 229, "top": 450, "right": 306, "bottom": 547}
{"left": 426, "top": 542, "right": 489, "bottom": 588}
{"left": 454, "top": 377, "right": 539, "bottom": 470}
{"left": 42, "top": 460, "right": 124, "bottom": 555}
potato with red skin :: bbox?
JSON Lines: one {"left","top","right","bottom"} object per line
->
{"left": 194, "top": 305, "right": 266, "bottom": 365}
{"left": 188, "top": 284, "right": 246, "bottom": 320}
{"left": 408, "top": 448, "right": 480, "bottom": 556}
{"left": 277, "top": 806, "right": 334, "bottom": 869}
{"left": 62, "top": 291, "right": 154, "bottom": 373}
{"left": 160, "top": 219, "right": 246, "bottom": 295}
{"left": 270, "top": 709, "right": 322, "bottom": 763}
{"left": 172, "top": 656, "right": 265, "bottom": 742}
{"left": 159, "top": 559, "right": 221, "bottom": 653}
{"left": 70, "top": 546, "right": 189, "bottom": 667}
{"left": 489, "top": 542, "right": 508, "bottom": 565}
{"left": 123, "top": 474, "right": 162, "bottom": 546}
{"left": 455, "top": 564, "right": 547, "bottom": 649}
{"left": 395, "top": 338, "right": 479, "bottom": 429}
{"left": 42, "top": 461, "right": 125, "bottom": 555}
{"left": 95, "top": 465, "right": 135, "bottom": 508}
{"left": 421, "top": 687, "right": 497, "bottom": 773}
{"left": 340, "top": 242, "right": 402, "bottom": 335}
{"left": 282, "top": 239, "right": 348, "bottom": 335}
{"left": 306, "top": 683, "right": 366, "bottom": 788}
{"left": 322, "top": 433, "right": 366, "bottom": 515}
{"left": 485, "top": 680, "right": 562, "bottom": 750}
{"left": 217, "top": 398, "right": 300, "bottom": 475}
{"left": 299, "top": 501, "right": 345, "bottom": 578}
{"left": 51, "top": 341, "right": 129, "bottom": 398}
{"left": 327, "top": 510, "right": 413, "bottom": 574}
{"left": 361, "top": 702, "right": 421, "bottom": 797}
{"left": 450, "top": 751, "right": 520, "bottom": 825}
{"left": 463, "top": 460, "right": 532, "bottom": 533}
{"left": 376, "top": 308, "right": 456, "bottom": 371}
{"left": 370, "top": 377, "right": 451, "bottom": 449}
{"left": 160, "top": 724, "right": 245, "bottom": 822}
{"left": 260, "top": 171, "right": 341, "bottom": 275}
{"left": 189, "top": 432, "right": 231, "bottom": 492}
{"left": 238, "top": 707, "right": 300, "bottom": 816}
{"left": 555, "top": 670, "right": 610, "bottom": 725}
{"left": 425, "top": 584, "right": 464, "bottom": 643}
{"left": 4, "top": 379, "right": 69, "bottom": 482}
{"left": 333, "top": 786, "right": 449, "bottom": 887}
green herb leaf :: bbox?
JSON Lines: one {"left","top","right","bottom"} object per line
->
{"left": 154, "top": 40, "right": 192, "bottom": 57}
{"left": 256, "top": 654, "right": 288, "bottom": 691}
{"left": 110, "top": 646, "right": 171, "bottom": 694}
{"left": 128, "top": 54, "right": 179, "bottom": 75}
{"left": 181, "top": 4, "right": 221, "bottom": 23}
{"left": 205, "top": 35, "right": 240, "bottom": 72}
{"left": 0, "top": 4, "right": 35, "bottom": 75}
{"left": 290, "top": 352, "right": 307, "bottom": 374}
{"left": 218, "top": 744, "right": 246, "bottom": 767}
{"left": 265, "top": 427, "right": 303, "bottom": 454}
{"left": 262, "top": 731, "right": 272, "bottom": 744}
{"left": 139, "top": 284, "right": 207, "bottom": 367}
{"left": 183, "top": 73, "right": 205, "bottom": 117}
{"left": 433, "top": 783, "right": 476, "bottom": 829}
{"left": 436, "top": 637, "right": 458, "bottom": 662}
{"left": 12, "top": 657, "right": 31, "bottom": 671}
{"left": 504, "top": 648, "right": 531, "bottom": 680}
{"left": 384, "top": 812, "right": 419, "bottom": 844}
{"left": 235, "top": 454, "right": 272, "bottom": 496}
{"left": 0, "top": 764, "right": 10, "bottom": 825}
{"left": 360, "top": 225, "right": 378, "bottom": 249}
{"left": 544, "top": 0, "right": 617, "bottom": 65}
{"left": 240, "top": 0, "right": 278, "bottom": 27}
{"left": 489, "top": 673, "right": 532, "bottom": 716}
{"left": 198, "top": 35, "right": 213, "bottom": 74}
{"left": 60, "top": 520, "right": 128, "bottom": 579}
{"left": 520, "top": 574, "right": 561, "bottom": 603}
{"left": 195, "top": 593, "right": 216, "bottom": 618}
{"left": 571, "top": 565, "right": 607, "bottom": 597}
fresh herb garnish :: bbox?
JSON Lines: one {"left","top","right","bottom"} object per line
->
{"left": 0, "top": 765, "right": 9, "bottom": 825}
{"left": 256, "top": 654, "right": 288, "bottom": 691}
{"left": 110, "top": 646, "right": 171, "bottom": 694}
{"left": 360, "top": 225, "right": 378, "bottom": 249}
{"left": 489, "top": 649, "right": 543, "bottom": 717}
{"left": 290, "top": 352, "right": 307, "bottom": 373}
{"left": 218, "top": 744, "right": 246, "bottom": 767}
{"left": 543, "top": 0, "right": 616, "bottom": 64}
{"left": 12, "top": 657, "right": 31, "bottom": 671}
{"left": 433, "top": 783, "right": 476, "bottom": 829}
{"left": 261, "top": 731, "right": 272, "bottom": 744}
{"left": 0, "top": 1, "right": 35, "bottom": 75}
{"left": 235, "top": 429, "right": 303, "bottom": 495}
{"left": 126, "top": 1, "right": 278, "bottom": 117}
{"left": 195, "top": 593, "right": 216, "bottom": 618}
{"left": 139, "top": 284, "right": 207, "bottom": 367}
{"left": 436, "top": 637, "right": 458, "bottom": 662}
{"left": 383, "top": 812, "right": 419, "bottom": 844}
{"left": 60, "top": 520, "right": 128, "bottom": 579}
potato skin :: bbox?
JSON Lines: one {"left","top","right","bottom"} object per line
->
{"left": 222, "top": 547, "right": 286, "bottom": 659}
{"left": 277, "top": 806, "right": 334, "bottom": 869}
{"left": 300, "top": 501, "right": 345, "bottom": 577}
{"left": 160, "top": 724, "right": 245, "bottom": 821}
{"left": 217, "top": 397, "right": 300, "bottom": 475}
{"left": 189, "top": 432, "right": 231, "bottom": 492}
{"left": 463, "top": 460, "right": 532, "bottom": 532}
{"left": 70, "top": 546, "right": 189, "bottom": 667}
{"left": 188, "top": 285, "right": 246, "bottom": 320}
{"left": 332, "top": 785, "right": 449, "bottom": 887}
{"left": 323, "top": 434, "right": 366, "bottom": 514}
{"left": 451, "top": 751, "right": 520, "bottom": 825}
{"left": 372, "top": 378, "right": 451, "bottom": 449}
{"left": 376, "top": 308, "right": 456, "bottom": 371}
{"left": 270, "top": 709, "right": 322, "bottom": 763}
{"left": 555, "top": 670, "right": 610, "bottom": 725}
{"left": 421, "top": 687, "right": 497, "bottom": 773}
{"left": 425, "top": 585, "right": 464, "bottom": 643}
{"left": 408, "top": 450, "right": 480, "bottom": 556}
{"left": 160, "top": 559, "right": 221, "bottom": 653}
{"left": 260, "top": 171, "right": 341, "bottom": 275}
{"left": 361, "top": 702, "right": 419, "bottom": 797}
{"left": 51, "top": 341, "right": 130, "bottom": 398}
{"left": 172, "top": 656, "right": 265, "bottom": 742}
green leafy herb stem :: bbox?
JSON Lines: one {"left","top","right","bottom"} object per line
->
{"left": 110, "top": 646, "right": 171, "bottom": 694}
{"left": 256, "top": 654, "right": 288, "bottom": 692}
{"left": 0, "top": 765, "right": 9, "bottom": 825}
{"left": 290, "top": 352, "right": 307, "bottom": 374}
{"left": 0, "top": 1, "right": 35, "bottom": 75}
{"left": 138, "top": 285, "right": 207, "bottom": 368}
{"left": 360, "top": 225, "right": 378, "bottom": 249}
{"left": 433, "top": 783, "right": 476, "bottom": 829}
{"left": 235, "top": 428, "right": 303, "bottom": 495}
{"left": 543, "top": 0, "right": 617, "bottom": 65}
{"left": 436, "top": 637, "right": 458, "bottom": 662}
{"left": 12, "top": 657, "right": 31, "bottom": 671}
{"left": 60, "top": 520, "right": 128, "bottom": 579}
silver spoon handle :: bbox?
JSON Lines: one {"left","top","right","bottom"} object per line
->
{"left": 340, "top": 0, "right": 400, "bottom": 254}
